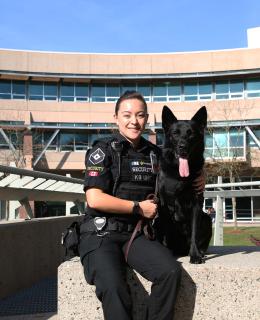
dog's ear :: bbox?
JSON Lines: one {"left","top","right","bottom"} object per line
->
{"left": 162, "top": 106, "right": 178, "bottom": 131}
{"left": 191, "top": 106, "right": 207, "bottom": 129}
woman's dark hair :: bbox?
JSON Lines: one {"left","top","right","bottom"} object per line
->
{"left": 115, "top": 90, "right": 148, "bottom": 115}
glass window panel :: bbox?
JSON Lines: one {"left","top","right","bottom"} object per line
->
{"left": 76, "top": 97, "right": 88, "bottom": 101}
{"left": 153, "top": 84, "right": 167, "bottom": 96}
{"left": 247, "top": 92, "right": 260, "bottom": 98}
{"left": 184, "top": 83, "right": 197, "bottom": 95}
{"left": 106, "top": 85, "right": 120, "bottom": 97}
{"left": 75, "top": 133, "right": 89, "bottom": 145}
{"left": 168, "top": 84, "right": 181, "bottom": 96}
{"left": 137, "top": 84, "right": 151, "bottom": 96}
{"left": 60, "top": 96, "right": 74, "bottom": 101}
{"left": 30, "top": 96, "right": 43, "bottom": 101}
{"left": 106, "top": 97, "right": 118, "bottom": 102}
{"left": 246, "top": 78, "right": 260, "bottom": 91}
{"left": 44, "top": 83, "right": 57, "bottom": 96}
{"left": 61, "top": 83, "right": 74, "bottom": 96}
{"left": 60, "top": 134, "right": 74, "bottom": 143}
{"left": 92, "top": 97, "right": 105, "bottom": 102}
{"left": 204, "top": 149, "right": 213, "bottom": 158}
{"left": 13, "top": 95, "right": 25, "bottom": 100}
{"left": 29, "top": 82, "right": 43, "bottom": 95}
{"left": 205, "top": 134, "right": 213, "bottom": 148}
{"left": 75, "top": 83, "right": 89, "bottom": 96}
{"left": 45, "top": 96, "right": 57, "bottom": 101}
{"left": 12, "top": 81, "right": 26, "bottom": 94}
{"left": 214, "top": 148, "right": 228, "bottom": 157}
{"left": 121, "top": 84, "right": 136, "bottom": 93}
{"left": 200, "top": 95, "right": 211, "bottom": 100}
{"left": 92, "top": 84, "right": 105, "bottom": 96}
{"left": 214, "top": 131, "right": 228, "bottom": 148}
{"left": 199, "top": 82, "right": 212, "bottom": 94}
{"left": 89, "top": 133, "right": 112, "bottom": 145}
{"left": 153, "top": 96, "right": 167, "bottom": 102}
{"left": 44, "top": 132, "right": 58, "bottom": 145}
{"left": 0, "top": 80, "right": 11, "bottom": 93}
{"left": 230, "top": 130, "right": 244, "bottom": 147}
{"left": 169, "top": 97, "right": 181, "bottom": 101}
{"left": 216, "top": 94, "right": 229, "bottom": 100}
{"left": 184, "top": 96, "right": 197, "bottom": 101}
{"left": 215, "top": 81, "right": 229, "bottom": 94}
{"left": 0, "top": 94, "right": 11, "bottom": 99}
{"left": 230, "top": 80, "right": 243, "bottom": 93}
{"left": 230, "top": 148, "right": 244, "bottom": 157}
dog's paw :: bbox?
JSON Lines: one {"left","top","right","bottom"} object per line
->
{"left": 189, "top": 255, "right": 205, "bottom": 264}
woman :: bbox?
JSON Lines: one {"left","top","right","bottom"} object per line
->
{"left": 79, "top": 91, "right": 182, "bottom": 320}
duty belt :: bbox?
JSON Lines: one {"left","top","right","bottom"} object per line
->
{"left": 81, "top": 218, "right": 137, "bottom": 233}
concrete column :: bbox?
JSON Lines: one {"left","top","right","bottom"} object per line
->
{"left": 214, "top": 176, "right": 224, "bottom": 246}
{"left": 66, "top": 174, "right": 74, "bottom": 216}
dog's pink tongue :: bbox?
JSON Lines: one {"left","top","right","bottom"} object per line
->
{"left": 179, "top": 157, "right": 189, "bottom": 177}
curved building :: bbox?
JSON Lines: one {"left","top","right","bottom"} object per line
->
{"left": 0, "top": 46, "right": 260, "bottom": 221}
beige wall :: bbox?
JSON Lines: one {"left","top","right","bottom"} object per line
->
{"left": 0, "top": 98, "right": 259, "bottom": 124}
{"left": 1, "top": 48, "right": 260, "bottom": 75}
{"left": 0, "top": 216, "right": 82, "bottom": 299}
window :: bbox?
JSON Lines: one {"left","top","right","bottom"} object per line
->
{"left": 106, "top": 85, "right": 120, "bottom": 102}
{"left": 215, "top": 80, "right": 244, "bottom": 100}
{"left": 0, "top": 80, "right": 11, "bottom": 99}
{"left": 246, "top": 78, "right": 260, "bottom": 98}
{"left": 43, "top": 132, "right": 58, "bottom": 151}
{"left": 153, "top": 83, "right": 167, "bottom": 102}
{"left": 75, "top": 83, "right": 89, "bottom": 101}
{"left": 60, "top": 83, "right": 74, "bottom": 101}
{"left": 229, "top": 80, "right": 244, "bottom": 99}
{"left": 248, "top": 128, "right": 260, "bottom": 147}
{"left": 121, "top": 84, "right": 137, "bottom": 94}
{"left": 74, "top": 133, "right": 89, "bottom": 150}
{"left": 91, "top": 84, "right": 106, "bottom": 102}
{"left": 60, "top": 133, "right": 75, "bottom": 151}
{"left": 0, "top": 80, "right": 26, "bottom": 100}
{"left": 215, "top": 81, "right": 229, "bottom": 100}
{"left": 198, "top": 82, "right": 212, "bottom": 100}
{"left": 184, "top": 83, "right": 198, "bottom": 101}
{"left": 44, "top": 83, "right": 58, "bottom": 101}
{"left": 205, "top": 129, "right": 245, "bottom": 159}
{"left": 168, "top": 83, "right": 181, "bottom": 101}
{"left": 12, "top": 81, "right": 26, "bottom": 99}
{"left": 29, "top": 81, "right": 44, "bottom": 100}
{"left": 137, "top": 84, "right": 151, "bottom": 102}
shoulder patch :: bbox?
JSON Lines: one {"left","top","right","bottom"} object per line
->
{"left": 89, "top": 148, "right": 105, "bottom": 165}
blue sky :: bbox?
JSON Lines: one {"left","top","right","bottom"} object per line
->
{"left": 1, "top": 0, "right": 260, "bottom": 53}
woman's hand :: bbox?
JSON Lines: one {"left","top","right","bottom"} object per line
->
{"left": 193, "top": 169, "right": 205, "bottom": 194}
{"left": 138, "top": 200, "right": 157, "bottom": 219}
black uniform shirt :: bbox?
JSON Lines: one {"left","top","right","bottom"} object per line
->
{"left": 84, "top": 132, "right": 160, "bottom": 222}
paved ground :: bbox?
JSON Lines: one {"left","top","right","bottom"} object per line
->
{"left": 0, "top": 277, "right": 57, "bottom": 320}
{"left": 0, "top": 313, "right": 57, "bottom": 320}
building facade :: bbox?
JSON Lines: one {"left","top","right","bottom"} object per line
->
{"left": 0, "top": 46, "right": 260, "bottom": 221}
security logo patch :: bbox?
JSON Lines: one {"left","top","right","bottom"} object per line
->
{"left": 89, "top": 148, "right": 105, "bottom": 165}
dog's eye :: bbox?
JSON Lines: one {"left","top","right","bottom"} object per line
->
{"left": 187, "top": 129, "right": 192, "bottom": 136}
{"left": 172, "top": 129, "right": 180, "bottom": 135}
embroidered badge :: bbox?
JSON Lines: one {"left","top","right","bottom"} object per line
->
{"left": 89, "top": 148, "right": 105, "bottom": 165}
{"left": 88, "top": 171, "right": 99, "bottom": 176}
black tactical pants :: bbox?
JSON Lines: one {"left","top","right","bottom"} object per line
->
{"left": 80, "top": 231, "right": 181, "bottom": 320}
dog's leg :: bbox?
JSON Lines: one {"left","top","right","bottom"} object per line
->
{"left": 189, "top": 202, "right": 204, "bottom": 264}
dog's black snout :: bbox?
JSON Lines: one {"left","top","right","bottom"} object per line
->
{"left": 178, "top": 142, "right": 186, "bottom": 150}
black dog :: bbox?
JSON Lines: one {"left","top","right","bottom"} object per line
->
{"left": 157, "top": 106, "right": 212, "bottom": 264}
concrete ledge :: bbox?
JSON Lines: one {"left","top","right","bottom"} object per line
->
{"left": 58, "top": 246, "right": 260, "bottom": 320}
